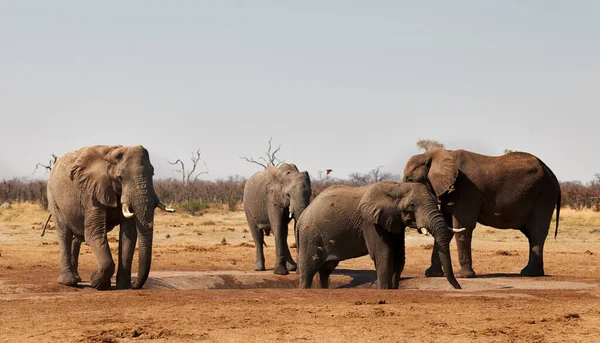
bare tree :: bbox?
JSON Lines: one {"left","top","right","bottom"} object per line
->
{"left": 416, "top": 139, "right": 444, "bottom": 151}
{"left": 168, "top": 149, "right": 209, "bottom": 185}
{"left": 33, "top": 153, "right": 58, "bottom": 175}
{"left": 240, "top": 137, "right": 284, "bottom": 169}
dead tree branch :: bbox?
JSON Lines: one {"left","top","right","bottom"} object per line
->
{"left": 168, "top": 149, "right": 209, "bottom": 185}
{"left": 240, "top": 137, "right": 284, "bottom": 169}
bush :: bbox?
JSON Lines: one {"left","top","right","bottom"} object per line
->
{"left": 178, "top": 200, "right": 209, "bottom": 215}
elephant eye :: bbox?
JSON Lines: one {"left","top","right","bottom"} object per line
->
{"left": 407, "top": 203, "right": 415, "bottom": 211}
{"left": 406, "top": 178, "right": 413, "bottom": 182}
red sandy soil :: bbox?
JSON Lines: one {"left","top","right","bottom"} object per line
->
{"left": 2, "top": 204, "right": 600, "bottom": 342}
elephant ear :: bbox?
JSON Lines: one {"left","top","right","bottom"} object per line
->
{"left": 266, "top": 170, "right": 286, "bottom": 208}
{"left": 427, "top": 149, "right": 458, "bottom": 197}
{"left": 358, "top": 182, "right": 403, "bottom": 232}
{"left": 69, "top": 146, "right": 118, "bottom": 208}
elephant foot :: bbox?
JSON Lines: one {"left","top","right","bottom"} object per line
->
{"left": 458, "top": 267, "right": 477, "bottom": 278}
{"left": 116, "top": 282, "right": 132, "bottom": 290}
{"left": 286, "top": 261, "right": 297, "bottom": 272}
{"left": 520, "top": 265, "right": 544, "bottom": 277}
{"left": 425, "top": 266, "right": 444, "bottom": 277}
{"left": 57, "top": 272, "right": 78, "bottom": 286}
{"left": 90, "top": 271, "right": 112, "bottom": 290}
{"left": 273, "top": 264, "right": 289, "bottom": 275}
{"left": 254, "top": 263, "right": 266, "bottom": 272}
{"left": 73, "top": 271, "right": 82, "bottom": 283}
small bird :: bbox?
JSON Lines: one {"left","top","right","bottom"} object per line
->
{"left": 325, "top": 169, "right": 333, "bottom": 175}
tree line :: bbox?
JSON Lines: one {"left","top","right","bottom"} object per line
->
{"left": 3, "top": 175, "right": 599, "bottom": 212}
{"left": 2, "top": 139, "right": 598, "bottom": 212}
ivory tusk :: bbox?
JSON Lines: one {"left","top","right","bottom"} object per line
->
{"left": 122, "top": 203, "right": 135, "bottom": 218}
{"left": 157, "top": 201, "right": 176, "bottom": 213}
{"left": 451, "top": 227, "right": 467, "bottom": 233}
{"left": 418, "top": 227, "right": 431, "bottom": 236}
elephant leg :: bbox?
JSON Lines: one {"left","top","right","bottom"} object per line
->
{"left": 271, "top": 220, "right": 289, "bottom": 275}
{"left": 450, "top": 214, "right": 477, "bottom": 278}
{"left": 57, "top": 223, "right": 78, "bottom": 286}
{"left": 391, "top": 233, "right": 406, "bottom": 289}
{"left": 116, "top": 220, "right": 137, "bottom": 289}
{"left": 71, "top": 236, "right": 83, "bottom": 283}
{"left": 454, "top": 227, "right": 476, "bottom": 278}
{"left": 284, "top": 238, "right": 297, "bottom": 272}
{"left": 85, "top": 209, "right": 115, "bottom": 290}
{"left": 250, "top": 226, "right": 266, "bottom": 271}
{"left": 365, "top": 234, "right": 394, "bottom": 289}
{"left": 425, "top": 244, "right": 444, "bottom": 277}
{"left": 318, "top": 261, "right": 339, "bottom": 289}
{"left": 520, "top": 216, "right": 550, "bottom": 276}
{"left": 266, "top": 206, "right": 289, "bottom": 275}
{"left": 299, "top": 251, "right": 321, "bottom": 289}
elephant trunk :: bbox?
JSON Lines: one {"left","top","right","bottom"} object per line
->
{"left": 419, "top": 203, "right": 461, "bottom": 290}
{"left": 127, "top": 177, "right": 156, "bottom": 289}
{"left": 133, "top": 228, "right": 153, "bottom": 289}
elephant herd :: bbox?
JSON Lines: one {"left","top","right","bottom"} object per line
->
{"left": 45, "top": 145, "right": 561, "bottom": 291}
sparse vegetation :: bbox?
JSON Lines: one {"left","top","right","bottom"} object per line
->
{"left": 178, "top": 200, "right": 209, "bottom": 215}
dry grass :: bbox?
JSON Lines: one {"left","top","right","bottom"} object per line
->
{"left": 554, "top": 208, "right": 600, "bottom": 227}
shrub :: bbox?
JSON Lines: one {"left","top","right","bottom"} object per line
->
{"left": 178, "top": 200, "right": 209, "bottom": 215}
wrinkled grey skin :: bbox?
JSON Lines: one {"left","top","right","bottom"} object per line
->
{"left": 47, "top": 145, "right": 173, "bottom": 290}
{"left": 243, "top": 163, "right": 311, "bottom": 275}
{"left": 297, "top": 181, "right": 461, "bottom": 290}
{"left": 403, "top": 148, "right": 561, "bottom": 278}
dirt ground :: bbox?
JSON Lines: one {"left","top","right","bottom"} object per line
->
{"left": 2, "top": 204, "right": 600, "bottom": 342}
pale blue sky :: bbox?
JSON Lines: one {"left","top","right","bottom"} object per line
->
{"left": 1, "top": 1, "right": 599, "bottom": 182}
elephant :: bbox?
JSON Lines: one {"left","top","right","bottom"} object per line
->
{"left": 403, "top": 148, "right": 561, "bottom": 278}
{"left": 47, "top": 145, "right": 174, "bottom": 290}
{"left": 296, "top": 181, "right": 462, "bottom": 289}
{"left": 243, "top": 163, "right": 311, "bottom": 275}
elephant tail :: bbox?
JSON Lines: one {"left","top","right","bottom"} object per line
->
{"left": 41, "top": 213, "right": 52, "bottom": 237}
{"left": 554, "top": 190, "right": 561, "bottom": 239}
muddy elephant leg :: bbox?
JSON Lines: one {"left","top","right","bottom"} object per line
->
{"left": 366, "top": 234, "right": 394, "bottom": 289}
{"left": 284, "top": 233, "right": 297, "bottom": 272}
{"left": 249, "top": 222, "right": 266, "bottom": 271}
{"left": 71, "top": 236, "right": 83, "bottom": 283}
{"left": 57, "top": 223, "right": 77, "bottom": 286}
{"left": 271, "top": 219, "right": 289, "bottom": 275}
{"left": 318, "top": 261, "right": 339, "bottom": 289}
{"left": 116, "top": 220, "right": 137, "bottom": 289}
{"left": 299, "top": 248, "right": 321, "bottom": 289}
{"left": 85, "top": 208, "right": 115, "bottom": 290}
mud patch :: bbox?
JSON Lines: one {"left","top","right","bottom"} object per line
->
{"left": 81, "top": 326, "right": 183, "bottom": 342}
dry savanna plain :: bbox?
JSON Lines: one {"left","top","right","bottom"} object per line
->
{"left": 2, "top": 204, "right": 600, "bottom": 342}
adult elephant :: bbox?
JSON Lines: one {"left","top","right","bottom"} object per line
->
{"left": 47, "top": 145, "right": 174, "bottom": 290}
{"left": 403, "top": 148, "right": 561, "bottom": 278}
{"left": 297, "top": 181, "right": 462, "bottom": 289}
{"left": 243, "top": 163, "right": 311, "bottom": 275}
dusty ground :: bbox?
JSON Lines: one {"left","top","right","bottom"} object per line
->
{"left": 2, "top": 204, "right": 600, "bottom": 342}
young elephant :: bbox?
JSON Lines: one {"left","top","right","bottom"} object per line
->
{"left": 297, "top": 181, "right": 462, "bottom": 289}
{"left": 243, "top": 163, "right": 311, "bottom": 275}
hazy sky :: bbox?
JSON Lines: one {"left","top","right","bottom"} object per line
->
{"left": 1, "top": 1, "right": 599, "bottom": 182}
